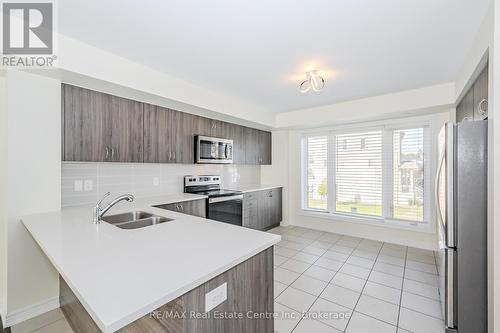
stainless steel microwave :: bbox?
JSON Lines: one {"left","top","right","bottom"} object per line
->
{"left": 195, "top": 136, "right": 233, "bottom": 164}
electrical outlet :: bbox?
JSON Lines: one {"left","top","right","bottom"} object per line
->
{"left": 74, "top": 180, "right": 83, "bottom": 192}
{"left": 84, "top": 180, "right": 93, "bottom": 192}
{"left": 205, "top": 283, "right": 227, "bottom": 313}
{"left": 153, "top": 177, "right": 160, "bottom": 186}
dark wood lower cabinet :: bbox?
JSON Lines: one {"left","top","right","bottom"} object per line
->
{"left": 60, "top": 247, "right": 274, "bottom": 333}
{"left": 243, "top": 188, "right": 282, "bottom": 231}
{"left": 154, "top": 199, "right": 206, "bottom": 218}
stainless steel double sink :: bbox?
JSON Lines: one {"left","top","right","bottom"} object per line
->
{"left": 102, "top": 211, "right": 172, "bottom": 229}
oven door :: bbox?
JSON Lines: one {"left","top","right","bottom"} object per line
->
{"left": 208, "top": 195, "right": 243, "bottom": 226}
{"left": 196, "top": 136, "right": 233, "bottom": 164}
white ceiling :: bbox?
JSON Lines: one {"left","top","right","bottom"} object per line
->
{"left": 59, "top": 0, "right": 490, "bottom": 114}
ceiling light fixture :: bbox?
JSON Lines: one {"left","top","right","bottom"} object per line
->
{"left": 299, "top": 70, "right": 325, "bottom": 94}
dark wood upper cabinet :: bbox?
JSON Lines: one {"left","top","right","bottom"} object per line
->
{"left": 171, "top": 110, "right": 197, "bottom": 164}
{"left": 456, "top": 64, "right": 488, "bottom": 123}
{"left": 63, "top": 84, "right": 111, "bottom": 162}
{"left": 144, "top": 105, "right": 196, "bottom": 164}
{"left": 143, "top": 104, "right": 172, "bottom": 163}
{"left": 63, "top": 85, "right": 144, "bottom": 163}
{"left": 473, "top": 66, "right": 488, "bottom": 120}
{"left": 229, "top": 123, "right": 246, "bottom": 165}
{"left": 259, "top": 130, "right": 272, "bottom": 165}
{"left": 62, "top": 84, "right": 272, "bottom": 165}
{"left": 244, "top": 127, "right": 259, "bottom": 165}
{"left": 109, "top": 96, "right": 144, "bottom": 163}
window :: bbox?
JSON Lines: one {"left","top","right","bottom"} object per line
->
{"left": 302, "top": 125, "right": 429, "bottom": 226}
{"left": 304, "top": 136, "right": 328, "bottom": 210}
{"left": 392, "top": 128, "right": 425, "bottom": 222}
{"left": 335, "top": 131, "right": 382, "bottom": 217}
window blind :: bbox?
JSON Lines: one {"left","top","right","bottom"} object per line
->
{"left": 335, "top": 131, "right": 383, "bottom": 217}
{"left": 306, "top": 136, "right": 328, "bottom": 210}
{"left": 392, "top": 128, "right": 425, "bottom": 222}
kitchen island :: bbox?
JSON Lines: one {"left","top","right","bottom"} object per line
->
{"left": 22, "top": 195, "right": 280, "bottom": 333}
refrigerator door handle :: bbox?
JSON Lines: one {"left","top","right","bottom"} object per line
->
{"left": 435, "top": 149, "right": 446, "bottom": 234}
{"left": 445, "top": 123, "right": 455, "bottom": 248}
{"left": 446, "top": 249, "right": 456, "bottom": 329}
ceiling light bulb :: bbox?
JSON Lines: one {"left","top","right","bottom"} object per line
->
{"left": 300, "top": 70, "right": 325, "bottom": 94}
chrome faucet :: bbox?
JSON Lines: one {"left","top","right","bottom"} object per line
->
{"left": 93, "top": 192, "right": 135, "bottom": 224}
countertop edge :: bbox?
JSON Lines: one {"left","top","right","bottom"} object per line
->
{"left": 21, "top": 214, "right": 281, "bottom": 333}
{"left": 230, "top": 185, "right": 283, "bottom": 193}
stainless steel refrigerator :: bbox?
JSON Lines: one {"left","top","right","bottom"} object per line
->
{"left": 435, "top": 120, "right": 488, "bottom": 333}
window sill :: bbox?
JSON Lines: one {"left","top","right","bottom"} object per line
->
{"left": 298, "top": 209, "right": 435, "bottom": 234}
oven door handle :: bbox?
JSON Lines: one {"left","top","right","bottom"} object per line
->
{"left": 209, "top": 195, "right": 243, "bottom": 204}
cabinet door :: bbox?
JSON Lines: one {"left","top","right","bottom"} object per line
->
{"left": 155, "top": 202, "right": 181, "bottom": 213}
{"left": 196, "top": 116, "right": 220, "bottom": 137}
{"left": 244, "top": 127, "right": 260, "bottom": 165}
{"left": 259, "top": 131, "right": 272, "bottom": 165}
{"left": 143, "top": 104, "right": 172, "bottom": 163}
{"left": 258, "top": 190, "right": 272, "bottom": 230}
{"left": 62, "top": 85, "right": 111, "bottom": 162}
{"left": 473, "top": 66, "right": 488, "bottom": 120}
{"left": 181, "top": 199, "right": 206, "bottom": 218}
{"left": 109, "top": 96, "right": 144, "bottom": 163}
{"left": 460, "top": 89, "right": 474, "bottom": 122}
{"left": 155, "top": 200, "right": 206, "bottom": 218}
{"left": 170, "top": 110, "right": 196, "bottom": 164}
{"left": 229, "top": 124, "right": 246, "bottom": 165}
{"left": 271, "top": 187, "right": 282, "bottom": 226}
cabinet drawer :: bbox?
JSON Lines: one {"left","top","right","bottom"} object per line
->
{"left": 244, "top": 192, "right": 257, "bottom": 200}
{"left": 243, "top": 198, "right": 258, "bottom": 209}
{"left": 243, "top": 206, "right": 258, "bottom": 218}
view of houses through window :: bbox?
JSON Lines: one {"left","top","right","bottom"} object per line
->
{"left": 303, "top": 126, "right": 427, "bottom": 224}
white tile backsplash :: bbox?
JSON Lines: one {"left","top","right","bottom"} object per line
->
{"left": 61, "top": 162, "right": 261, "bottom": 207}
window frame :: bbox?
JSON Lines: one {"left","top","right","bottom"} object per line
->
{"left": 299, "top": 120, "right": 433, "bottom": 233}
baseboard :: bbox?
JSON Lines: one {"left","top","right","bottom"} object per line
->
{"left": 4, "top": 297, "right": 59, "bottom": 328}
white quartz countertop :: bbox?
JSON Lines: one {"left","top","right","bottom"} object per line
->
{"left": 228, "top": 184, "right": 283, "bottom": 193}
{"left": 22, "top": 197, "right": 280, "bottom": 333}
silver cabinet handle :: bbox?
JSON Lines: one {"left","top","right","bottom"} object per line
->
{"left": 478, "top": 98, "right": 488, "bottom": 116}
{"left": 168, "top": 152, "right": 172, "bottom": 161}
{"left": 105, "top": 146, "right": 110, "bottom": 160}
{"left": 111, "top": 148, "right": 115, "bottom": 159}
{"left": 180, "top": 204, "right": 183, "bottom": 211}
{"left": 172, "top": 152, "right": 176, "bottom": 161}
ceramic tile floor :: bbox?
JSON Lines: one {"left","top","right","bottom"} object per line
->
{"left": 269, "top": 226, "right": 444, "bottom": 333}
{"left": 11, "top": 226, "right": 444, "bottom": 333}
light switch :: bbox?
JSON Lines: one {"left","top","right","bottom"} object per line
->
{"left": 153, "top": 177, "right": 160, "bottom": 186}
{"left": 84, "top": 180, "right": 93, "bottom": 191}
{"left": 205, "top": 283, "right": 227, "bottom": 313}
{"left": 74, "top": 180, "right": 83, "bottom": 192}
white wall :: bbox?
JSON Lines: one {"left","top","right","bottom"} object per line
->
{"left": 275, "top": 83, "right": 455, "bottom": 129}
{"left": 264, "top": 109, "right": 450, "bottom": 250}
{"left": 3, "top": 70, "right": 61, "bottom": 325}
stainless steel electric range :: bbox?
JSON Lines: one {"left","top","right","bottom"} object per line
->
{"left": 184, "top": 175, "right": 243, "bottom": 226}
